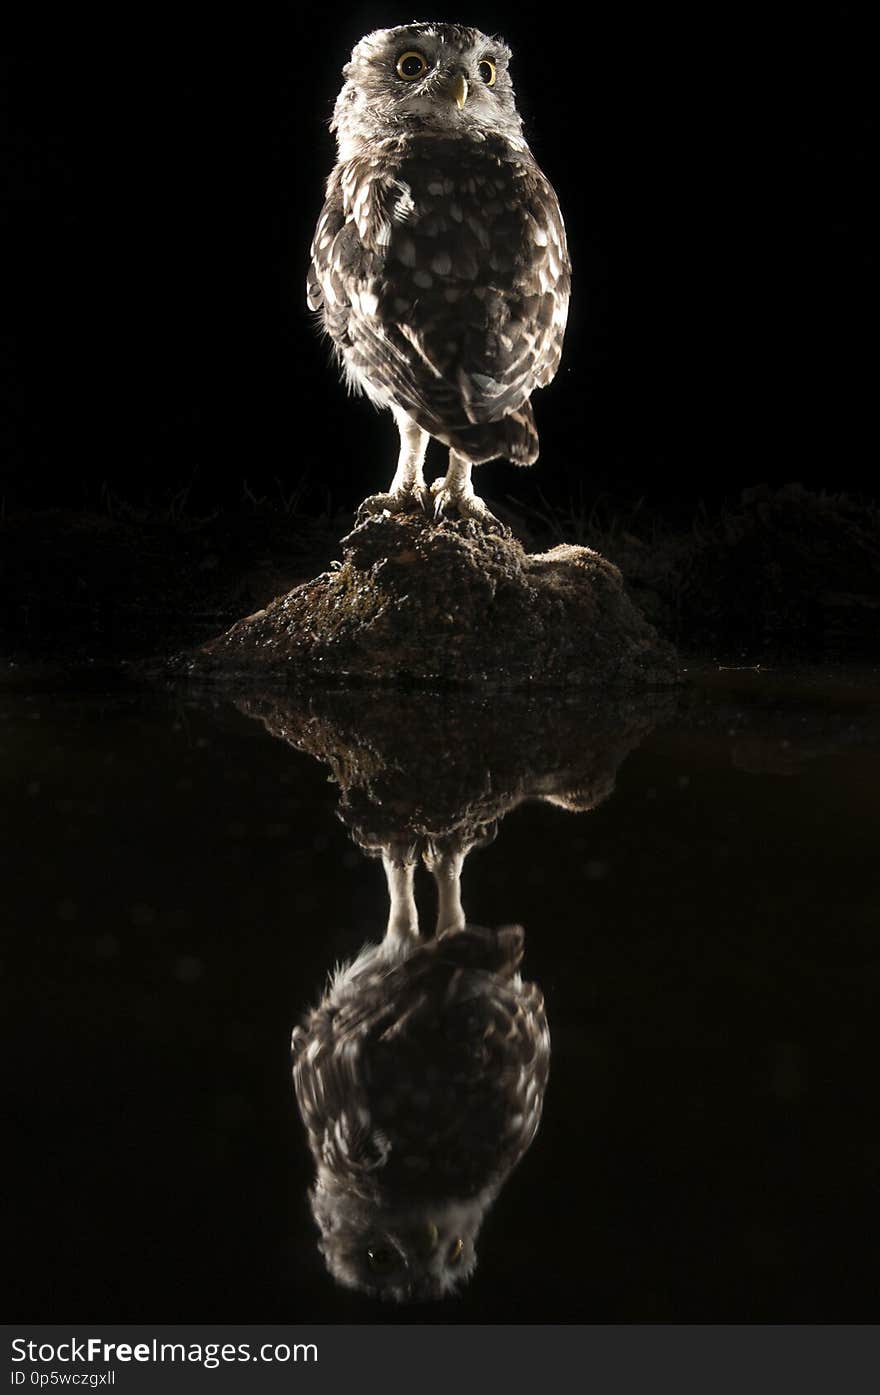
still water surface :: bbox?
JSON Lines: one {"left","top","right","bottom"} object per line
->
{"left": 3, "top": 669, "right": 878, "bottom": 1321}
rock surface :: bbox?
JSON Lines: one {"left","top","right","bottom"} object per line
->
{"left": 193, "top": 513, "right": 678, "bottom": 687}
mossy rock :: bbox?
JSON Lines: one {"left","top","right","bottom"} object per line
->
{"left": 193, "top": 512, "right": 678, "bottom": 688}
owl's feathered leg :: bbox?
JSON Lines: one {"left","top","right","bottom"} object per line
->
{"left": 423, "top": 842, "right": 467, "bottom": 936}
{"left": 431, "top": 451, "right": 503, "bottom": 531}
{"left": 381, "top": 848, "right": 421, "bottom": 952}
{"left": 355, "top": 410, "right": 430, "bottom": 521}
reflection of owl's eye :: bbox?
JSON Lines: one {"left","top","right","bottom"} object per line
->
{"left": 366, "top": 1244, "right": 398, "bottom": 1274}
{"left": 396, "top": 51, "right": 430, "bottom": 81}
{"left": 447, "top": 1236, "right": 464, "bottom": 1265}
{"left": 477, "top": 59, "right": 496, "bottom": 87}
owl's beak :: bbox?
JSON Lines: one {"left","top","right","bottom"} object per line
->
{"left": 448, "top": 73, "right": 469, "bottom": 109}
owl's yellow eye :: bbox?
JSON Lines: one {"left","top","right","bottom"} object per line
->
{"left": 396, "top": 50, "right": 430, "bottom": 81}
{"left": 447, "top": 1236, "right": 464, "bottom": 1265}
{"left": 477, "top": 58, "right": 496, "bottom": 87}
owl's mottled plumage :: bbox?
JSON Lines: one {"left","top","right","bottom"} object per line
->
{"left": 307, "top": 22, "right": 570, "bottom": 524}
{"left": 291, "top": 923, "right": 550, "bottom": 1301}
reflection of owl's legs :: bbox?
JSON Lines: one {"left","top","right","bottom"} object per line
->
{"left": 381, "top": 849, "right": 421, "bottom": 948}
{"left": 431, "top": 451, "right": 502, "bottom": 530}
{"left": 423, "top": 844, "right": 467, "bottom": 936}
{"left": 356, "top": 410, "right": 430, "bottom": 519}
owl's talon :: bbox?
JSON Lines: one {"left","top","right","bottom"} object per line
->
{"left": 431, "top": 486, "right": 447, "bottom": 523}
{"left": 430, "top": 479, "right": 504, "bottom": 532}
{"left": 355, "top": 488, "right": 425, "bottom": 523}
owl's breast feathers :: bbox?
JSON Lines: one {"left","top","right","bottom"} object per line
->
{"left": 291, "top": 925, "right": 550, "bottom": 1196}
{"left": 308, "top": 135, "right": 570, "bottom": 465}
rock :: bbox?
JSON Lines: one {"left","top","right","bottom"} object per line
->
{"left": 192, "top": 512, "right": 678, "bottom": 687}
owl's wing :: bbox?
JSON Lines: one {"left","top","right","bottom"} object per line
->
{"left": 378, "top": 143, "right": 570, "bottom": 422}
{"left": 291, "top": 951, "right": 437, "bottom": 1178}
{"left": 307, "top": 143, "right": 570, "bottom": 460}
{"left": 292, "top": 1014, "right": 392, "bottom": 1179}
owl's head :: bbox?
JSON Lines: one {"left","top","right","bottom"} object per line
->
{"left": 331, "top": 22, "right": 523, "bottom": 156}
{"left": 310, "top": 1184, "right": 491, "bottom": 1302}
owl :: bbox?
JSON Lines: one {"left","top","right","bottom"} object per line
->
{"left": 307, "top": 22, "right": 570, "bottom": 526}
{"left": 291, "top": 922, "right": 550, "bottom": 1302}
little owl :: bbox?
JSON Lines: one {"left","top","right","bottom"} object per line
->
{"left": 307, "top": 22, "right": 571, "bottom": 526}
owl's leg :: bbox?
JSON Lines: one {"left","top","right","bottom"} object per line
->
{"left": 430, "top": 451, "right": 503, "bottom": 531}
{"left": 381, "top": 848, "right": 421, "bottom": 949}
{"left": 356, "top": 410, "right": 430, "bottom": 521}
{"left": 423, "top": 842, "right": 467, "bottom": 936}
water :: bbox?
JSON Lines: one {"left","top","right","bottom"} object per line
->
{"left": 3, "top": 667, "right": 878, "bottom": 1322}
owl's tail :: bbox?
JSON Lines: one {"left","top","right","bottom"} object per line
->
{"left": 442, "top": 401, "right": 539, "bottom": 467}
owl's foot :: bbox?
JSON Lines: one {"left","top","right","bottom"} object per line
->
{"left": 430, "top": 478, "right": 504, "bottom": 532}
{"left": 355, "top": 483, "right": 431, "bottom": 523}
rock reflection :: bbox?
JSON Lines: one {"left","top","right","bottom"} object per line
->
{"left": 239, "top": 690, "right": 669, "bottom": 1301}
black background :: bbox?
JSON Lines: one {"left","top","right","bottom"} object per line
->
{"left": 1, "top": 2, "right": 873, "bottom": 519}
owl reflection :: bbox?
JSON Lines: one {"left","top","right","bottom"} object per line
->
{"left": 292, "top": 920, "right": 549, "bottom": 1301}
{"left": 266, "top": 685, "right": 662, "bottom": 1300}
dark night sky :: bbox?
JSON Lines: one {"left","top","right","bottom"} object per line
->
{"left": 1, "top": 2, "right": 873, "bottom": 517}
